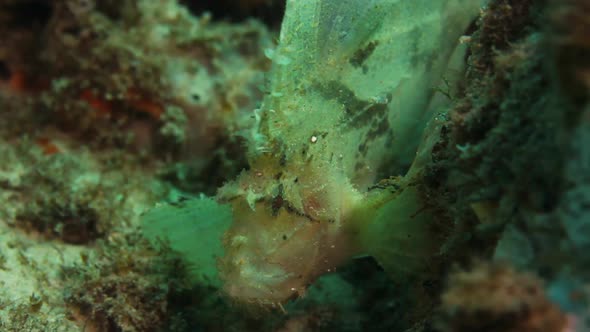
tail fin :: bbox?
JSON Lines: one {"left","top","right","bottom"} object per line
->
{"left": 356, "top": 112, "right": 450, "bottom": 281}
{"left": 359, "top": 186, "right": 445, "bottom": 282}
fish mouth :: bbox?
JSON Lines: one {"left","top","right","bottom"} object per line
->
{"left": 219, "top": 235, "right": 318, "bottom": 306}
{"left": 217, "top": 199, "right": 325, "bottom": 305}
{"left": 221, "top": 257, "right": 299, "bottom": 305}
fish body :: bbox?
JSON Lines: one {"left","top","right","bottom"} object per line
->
{"left": 217, "top": 0, "right": 481, "bottom": 306}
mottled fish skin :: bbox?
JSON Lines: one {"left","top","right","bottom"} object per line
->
{"left": 258, "top": 0, "right": 479, "bottom": 188}
{"left": 316, "top": 0, "right": 385, "bottom": 63}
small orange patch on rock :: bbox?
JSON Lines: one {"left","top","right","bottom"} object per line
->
{"left": 126, "top": 89, "right": 164, "bottom": 119}
{"left": 8, "top": 69, "right": 27, "bottom": 92}
{"left": 80, "top": 89, "right": 114, "bottom": 116}
{"left": 36, "top": 137, "right": 61, "bottom": 155}
{"left": 3, "top": 69, "right": 49, "bottom": 94}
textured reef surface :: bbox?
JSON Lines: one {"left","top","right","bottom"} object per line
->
{"left": 0, "top": 0, "right": 589, "bottom": 331}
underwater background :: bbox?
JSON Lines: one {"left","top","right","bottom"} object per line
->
{"left": 0, "top": 0, "right": 588, "bottom": 331}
